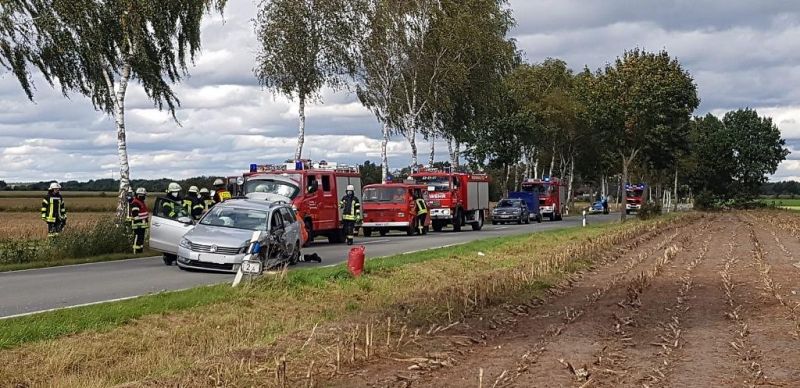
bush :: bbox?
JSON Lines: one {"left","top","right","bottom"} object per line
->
{"left": 637, "top": 202, "right": 662, "bottom": 220}
{"left": 0, "top": 218, "right": 133, "bottom": 265}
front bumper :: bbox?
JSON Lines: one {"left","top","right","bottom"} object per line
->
{"left": 540, "top": 205, "right": 554, "bottom": 215}
{"left": 429, "top": 208, "right": 452, "bottom": 220}
{"left": 492, "top": 213, "right": 522, "bottom": 221}
{"left": 362, "top": 221, "right": 410, "bottom": 228}
{"left": 177, "top": 246, "right": 244, "bottom": 273}
{"left": 626, "top": 204, "right": 641, "bottom": 210}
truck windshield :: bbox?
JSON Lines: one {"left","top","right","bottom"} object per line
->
{"left": 413, "top": 176, "right": 449, "bottom": 191}
{"left": 244, "top": 179, "right": 299, "bottom": 199}
{"left": 363, "top": 187, "right": 406, "bottom": 203}
{"left": 521, "top": 184, "right": 547, "bottom": 195}
{"left": 200, "top": 207, "right": 268, "bottom": 231}
{"left": 626, "top": 189, "right": 644, "bottom": 198}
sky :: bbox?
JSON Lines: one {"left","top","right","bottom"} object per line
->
{"left": 2, "top": 1, "right": 800, "bottom": 183}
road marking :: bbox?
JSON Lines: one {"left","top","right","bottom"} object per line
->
{"left": 0, "top": 256, "right": 161, "bottom": 275}
{"left": 402, "top": 242, "right": 464, "bottom": 255}
{"left": 0, "top": 295, "right": 143, "bottom": 320}
{"left": 359, "top": 239, "right": 391, "bottom": 245}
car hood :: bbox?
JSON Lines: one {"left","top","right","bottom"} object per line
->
{"left": 184, "top": 224, "right": 259, "bottom": 248}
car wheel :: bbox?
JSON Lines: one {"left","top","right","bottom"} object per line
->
{"left": 453, "top": 209, "right": 462, "bottom": 232}
{"left": 163, "top": 254, "right": 176, "bottom": 266}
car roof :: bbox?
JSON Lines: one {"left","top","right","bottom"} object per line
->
{"left": 217, "top": 199, "right": 289, "bottom": 211}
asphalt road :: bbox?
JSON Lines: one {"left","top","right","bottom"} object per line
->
{"left": 0, "top": 213, "right": 618, "bottom": 318}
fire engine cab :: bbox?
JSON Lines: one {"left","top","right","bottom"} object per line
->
{"left": 241, "top": 160, "right": 362, "bottom": 244}
{"left": 625, "top": 183, "right": 645, "bottom": 215}
{"left": 361, "top": 182, "right": 431, "bottom": 236}
{"left": 520, "top": 177, "right": 566, "bottom": 221}
{"left": 410, "top": 168, "right": 490, "bottom": 232}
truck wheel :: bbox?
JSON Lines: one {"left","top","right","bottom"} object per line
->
{"left": 625, "top": 209, "right": 631, "bottom": 215}
{"left": 525, "top": 213, "right": 531, "bottom": 224}
{"left": 363, "top": 227, "right": 373, "bottom": 237}
{"left": 491, "top": 220, "right": 497, "bottom": 225}
{"left": 453, "top": 210, "right": 462, "bottom": 232}
{"left": 555, "top": 213, "right": 563, "bottom": 221}
{"left": 328, "top": 229, "right": 345, "bottom": 244}
{"left": 379, "top": 228, "right": 388, "bottom": 237}
{"left": 471, "top": 211, "right": 483, "bottom": 231}
{"left": 537, "top": 214, "right": 542, "bottom": 223}
{"left": 549, "top": 213, "right": 555, "bottom": 222}
{"left": 432, "top": 221, "right": 444, "bottom": 232}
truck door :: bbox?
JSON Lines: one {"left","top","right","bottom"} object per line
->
{"left": 304, "top": 174, "right": 323, "bottom": 231}
{"left": 149, "top": 197, "right": 194, "bottom": 255}
{"left": 318, "top": 174, "right": 336, "bottom": 231}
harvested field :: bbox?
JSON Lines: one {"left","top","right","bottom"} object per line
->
{"left": 0, "top": 212, "right": 112, "bottom": 240}
{"left": 320, "top": 211, "right": 800, "bottom": 388}
{"left": 0, "top": 195, "right": 156, "bottom": 212}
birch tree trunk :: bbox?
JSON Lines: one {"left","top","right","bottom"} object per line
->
{"left": 548, "top": 145, "right": 556, "bottom": 177}
{"left": 503, "top": 163, "right": 510, "bottom": 197}
{"left": 428, "top": 134, "right": 435, "bottom": 168}
{"left": 104, "top": 61, "right": 132, "bottom": 221}
{"left": 673, "top": 167, "right": 679, "bottom": 212}
{"left": 381, "top": 122, "right": 390, "bottom": 183}
{"left": 408, "top": 127, "right": 418, "bottom": 169}
{"left": 566, "top": 155, "right": 575, "bottom": 216}
{"left": 533, "top": 157, "right": 539, "bottom": 179}
{"left": 619, "top": 148, "right": 640, "bottom": 222}
{"left": 295, "top": 94, "right": 306, "bottom": 160}
{"left": 513, "top": 163, "right": 520, "bottom": 191}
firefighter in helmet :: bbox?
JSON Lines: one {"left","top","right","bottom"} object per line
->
{"left": 41, "top": 182, "right": 67, "bottom": 237}
{"left": 199, "top": 188, "right": 214, "bottom": 211}
{"left": 129, "top": 188, "right": 150, "bottom": 253}
{"left": 212, "top": 178, "right": 231, "bottom": 203}
{"left": 339, "top": 184, "right": 361, "bottom": 245}
{"left": 183, "top": 186, "right": 205, "bottom": 220}
{"left": 161, "top": 182, "right": 183, "bottom": 219}
{"left": 413, "top": 189, "right": 428, "bottom": 235}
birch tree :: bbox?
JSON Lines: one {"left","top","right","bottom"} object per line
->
{"left": 1, "top": 0, "right": 227, "bottom": 219}
{"left": 255, "top": 0, "right": 363, "bottom": 160}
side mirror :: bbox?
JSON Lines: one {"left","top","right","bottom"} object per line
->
{"left": 177, "top": 216, "right": 193, "bottom": 225}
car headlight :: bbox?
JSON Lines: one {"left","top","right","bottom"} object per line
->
{"left": 239, "top": 241, "right": 250, "bottom": 254}
{"left": 179, "top": 238, "right": 191, "bottom": 249}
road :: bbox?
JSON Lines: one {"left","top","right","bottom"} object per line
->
{"left": 0, "top": 214, "right": 617, "bottom": 318}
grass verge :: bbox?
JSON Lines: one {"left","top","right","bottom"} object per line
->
{"left": 0, "top": 213, "right": 696, "bottom": 386}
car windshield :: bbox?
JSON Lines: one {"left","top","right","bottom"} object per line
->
{"left": 199, "top": 206, "right": 268, "bottom": 231}
{"left": 497, "top": 200, "right": 521, "bottom": 208}
{"left": 363, "top": 187, "right": 406, "bottom": 202}
{"left": 413, "top": 176, "right": 449, "bottom": 191}
{"left": 244, "top": 179, "right": 299, "bottom": 199}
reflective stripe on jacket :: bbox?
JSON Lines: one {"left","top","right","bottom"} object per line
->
{"left": 339, "top": 195, "right": 361, "bottom": 221}
{"left": 415, "top": 198, "right": 428, "bottom": 215}
{"left": 41, "top": 195, "right": 67, "bottom": 223}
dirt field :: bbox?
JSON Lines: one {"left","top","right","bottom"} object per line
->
{"left": 320, "top": 211, "right": 800, "bottom": 388}
{"left": 0, "top": 212, "right": 113, "bottom": 240}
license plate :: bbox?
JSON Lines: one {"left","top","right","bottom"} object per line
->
{"left": 241, "top": 260, "right": 262, "bottom": 275}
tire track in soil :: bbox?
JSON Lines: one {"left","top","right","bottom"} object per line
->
{"left": 322, "top": 216, "right": 709, "bottom": 388}
{"left": 510, "top": 217, "right": 716, "bottom": 388}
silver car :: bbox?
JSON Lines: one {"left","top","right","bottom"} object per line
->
{"left": 150, "top": 198, "right": 301, "bottom": 273}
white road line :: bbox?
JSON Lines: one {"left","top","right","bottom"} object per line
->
{"left": 1, "top": 256, "right": 161, "bottom": 275}
{"left": 359, "top": 239, "right": 391, "bottom": 245}
{"left": 1, "top": 295, "right": 142, "bottom": 320}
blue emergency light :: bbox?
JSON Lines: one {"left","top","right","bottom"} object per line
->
{"left": 249, "top": 164, "right": 257, "bottom": 172}
{"left": 386, "top": 174, "right": 393, "bottom": 182}
{"left": 543, "top": 176, "right": 550, "bottom": 182}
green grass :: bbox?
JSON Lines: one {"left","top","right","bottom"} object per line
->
{"left": 759, "top": 198, "right": 800, "bottom": 207}
{"left": 0, "top": 250, "right": 157, "bottom": 273}
{"left": 0, "top": 285, "right": 237, "bottom": 349}
{"left": 0, "top": 225, "right": 604, "bottom": 350}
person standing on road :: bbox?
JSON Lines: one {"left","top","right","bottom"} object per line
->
{"left": 413, "top": 190, "right": 428, "bottom": 235}
{"left": 199, "top": 188, "right": 214, "bottom": 211}
{"left": 128, "top": 188, "right": 150, "bottom": 254}
{"left": 161, "top": 182, "right": 183, "bottom": 219}
{"left": 41, "top": 182, "right": 67, "bottom": 237}
{"left": 212, "top": 178, "right": 231, "bottom": 203}
{"left": 183, "top": 186, "right": 205, "bottom": 220}
{"left": 339, "top": 184, "right": 361, "bottom": 246}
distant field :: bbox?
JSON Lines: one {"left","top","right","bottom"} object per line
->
{"left": 0, "top": 191, "right": 113, "bottom": 197}
{"left": 0, "top": 212, "right": 113, "bottom": 240}
{"left": 0, "top": 194, "right": 156, "bottom": 212}
{"left": 758, "top": 198, "right": 800, "bottom": 207}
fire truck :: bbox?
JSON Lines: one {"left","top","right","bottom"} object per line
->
{"left": 360, "top": 182, "right": 431, "bottom": 236}
{"left": 241, "top": 160, "right": 362, "bottom": 243}
{"left": 519, "top": 177, "right": 566, "bottom": 221}
{"left": 409, "top": 168, "right": 490, "bottom": 232}
{"left": 625, "top": 183, "right": 646, "bottom": 215}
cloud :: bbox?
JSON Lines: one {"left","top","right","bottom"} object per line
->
{"left": 1, "top": 1, "right": 800, "bottom": 182}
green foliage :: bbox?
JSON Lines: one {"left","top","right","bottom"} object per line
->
{"left": 0, "top": 218, "right": 132, "bottom": 266}
{"left": 636, "top": 202, "right": 662, "bottom": 220}
{"left": 688, "top": 109, "right": 789, "bottom": 207}
{"left": 359, "top": 160, "right": 383, "bottom": 185}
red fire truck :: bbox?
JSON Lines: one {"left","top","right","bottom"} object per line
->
{"left": 360, "top": 182, "right": 431, "bottom": 236}
{"left": 241, "top": 161, "right": 362, "bottom": 243}
{"left": 520, "top": 177, "right": 566, "bottom": 221}
{"left": 625, "top": 183, "right": 646, "bottom": 214}
{"left": 410, "top": 168, "right": 490, "bottom": 232}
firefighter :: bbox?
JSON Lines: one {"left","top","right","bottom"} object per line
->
{"left": 413, "top": 190, "right": 428, "bottom": 235}
{"left": 183, "top": 186, "right": 205, "bottom": 220}
{"left": 339, "top": 184, "right": 361, "bottom": 245}
{"left": 161, "top": 182, "right": 183, "bottom": 219}
{"left": 212, "top": 178, "right": 231, "bottom": 203}
{"left": 199, "top": 188, "right": 214, "bottom": 211}
{"left": 41, "top": 182, "right": 67, "bottom": 237}
{"left": 129, "top": 188, "right": 150, "bottom": 254}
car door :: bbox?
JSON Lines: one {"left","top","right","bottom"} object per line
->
{"left": 149, "top": 197, "right": 194, "bottom": 255}
{"left": 280, "top": 207, "right": 300, "bottom": 259}
{"left": 268, "top": 209, "right": 287, "bottom": 256}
